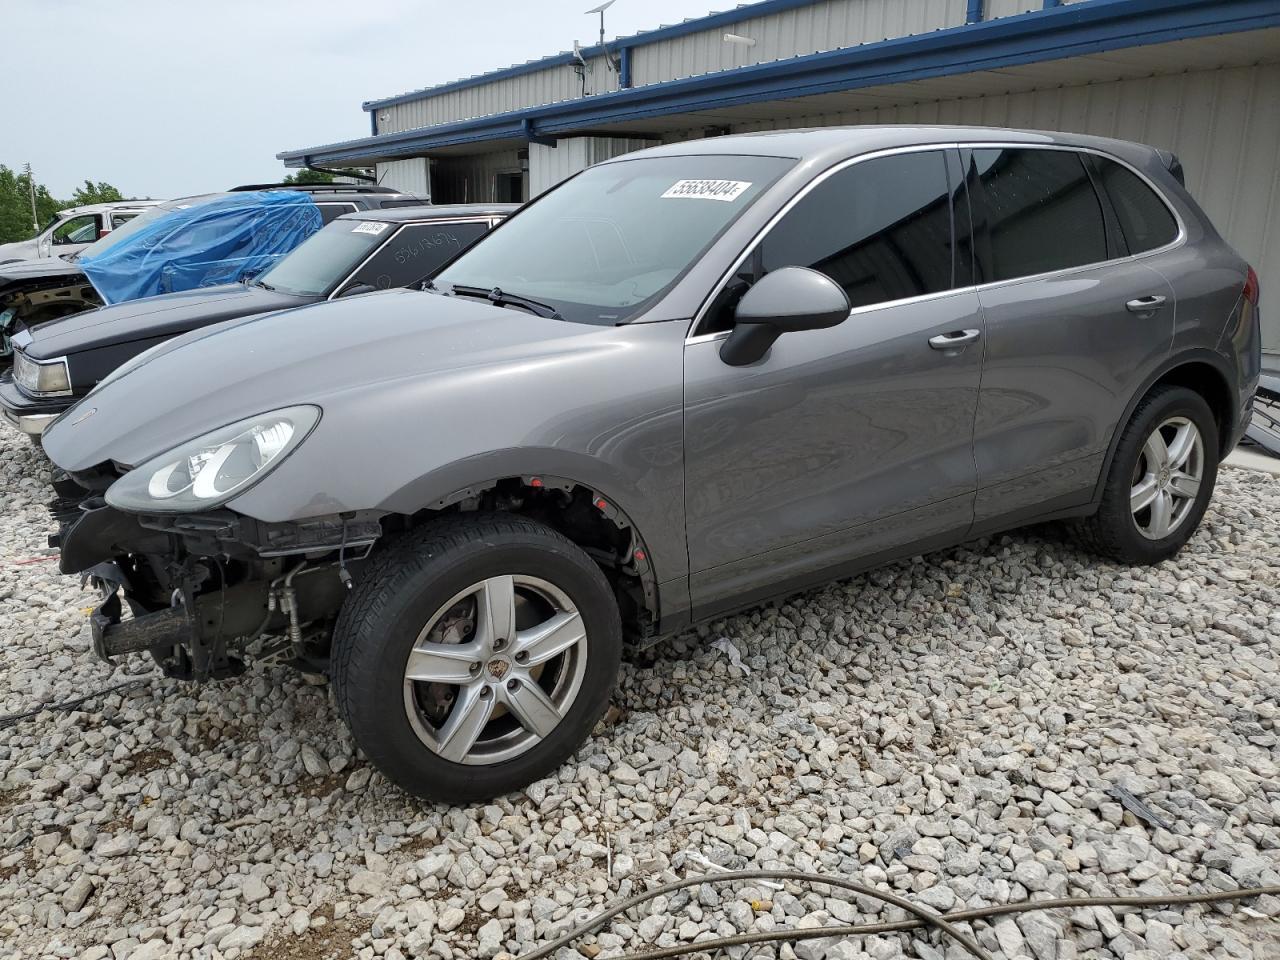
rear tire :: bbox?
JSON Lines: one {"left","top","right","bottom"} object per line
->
{"left": 1078, "top": 385, "right": 1218, "bottom": 564}
{"left": 331, "top": 513, "right": 622, "bottom": 803}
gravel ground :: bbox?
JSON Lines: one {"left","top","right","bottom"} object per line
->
{"left": 2, "top": 425, "right": 1279, "bottom": 960}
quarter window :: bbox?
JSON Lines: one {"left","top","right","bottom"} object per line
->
{"left": 316, "top": 203, "right": 359, "bottom": 224}
{"left": 968, "top": 148, "right": 1108, "bottom": 282}
{"left": 1091, "top": 157, "right": 1179, "bottom": 254}
{"left": 757, "top": 151, "right": 957, "bottom": 310}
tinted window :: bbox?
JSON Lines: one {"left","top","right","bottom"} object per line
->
{"left": 315, "top": 203, "right": 358, "bottom": 224}
{"left": 758, "top": 151, "right": 956, "bottom": 310}
{"left": 354, "top": 220, "right": 491, "bottom": 289}
{"left": 969, "top": 148, "right": 1107, "bottom": 282}
{"left": 1092, "top": 157, "right": 1178, "bottom": 254}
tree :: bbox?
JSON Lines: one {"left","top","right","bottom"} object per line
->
{"left": 0, "top": 166, "right": 129, "bottom": 244}
{"left": 282, "top": 168, "right": 335, "bottom": 185}
{"left": 70, "top": 180, "right": 125, "bottom": 205}
{"left": 0, "top": 165, "right": 62, "bottom": 244}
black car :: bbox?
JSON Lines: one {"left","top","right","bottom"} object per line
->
{"left": 1, "top": 203, "right": 514, "bottom": 436}
{"left": 0, "top": 183, "right": 422, "bottom": 365}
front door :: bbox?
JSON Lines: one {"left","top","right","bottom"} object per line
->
{"left": 683, "top": 148, "right": 985, "bottom": 617}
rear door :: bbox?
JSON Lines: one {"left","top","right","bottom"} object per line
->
{"left": 966, "top": 146, "right": 1176, "bottom": 525}
{"left": 683, "top": 148, "right": 985, "bottom": 616}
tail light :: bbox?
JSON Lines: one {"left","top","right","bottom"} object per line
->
{"left": 1244, "top": 265, "right": 1260, "bottom": 307}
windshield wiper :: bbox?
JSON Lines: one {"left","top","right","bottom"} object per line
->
{"left": 446, "top": 284, "right": 562, "bottom": 320}
{"left": 253, "top": 279, "right": 276, "bottom": 291}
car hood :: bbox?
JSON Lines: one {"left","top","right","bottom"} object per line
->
{"left": 43, "top": 288, "right": 609, "bottom": 471}
{"left": 24, "top": 283, "right": 310, "bottom": 359}
{"left": 0, "top": 239, "right": 40, "bottom": 262}
{"left": 0, "top": 255, "right": 85, "bottom": 291}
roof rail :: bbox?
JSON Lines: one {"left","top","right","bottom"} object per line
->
{"left": 228, "top": 182, "right": 400, "bottom": 194}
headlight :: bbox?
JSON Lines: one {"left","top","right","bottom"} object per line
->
{"left": 105, "top": 406, "right": 321, "bottom": 513}
{"left": 13, "top": 351, "right": 72, "bottom": 397}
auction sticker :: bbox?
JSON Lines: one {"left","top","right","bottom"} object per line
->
{"left": 661, "top": 179, "right": 752, "bottom": 202}
{"left": 352, "top": 221, "right": 390, "bottom": 235}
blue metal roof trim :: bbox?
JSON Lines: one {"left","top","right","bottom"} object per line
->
{"left": 361, "top": 0, "right": 829, "bottom": 112}
{"left": 281, "top": 0, "right": 1280, "bottom": 166}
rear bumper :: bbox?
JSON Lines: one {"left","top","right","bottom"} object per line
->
{"left": 0, "top": 374, "right": 72, "bottom": 435}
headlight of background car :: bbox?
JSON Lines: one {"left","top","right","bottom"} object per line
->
{"left": 13, "top": 350, "right": 72, "bottom": 397}
{"left": 105, "top": 406, "right": 321, "bottom": 513}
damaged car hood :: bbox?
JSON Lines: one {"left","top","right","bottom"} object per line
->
{"left": 23, "top": 283, "right": 308, "bottom": 358}
{"left": 42, "top": 288, "right": 616, "bottom": 471}
{"left": 0, "top": 256, "right": 86, "bottom": 293}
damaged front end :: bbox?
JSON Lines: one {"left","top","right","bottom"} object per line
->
{"left": 50, "top": 467, "right": 382, "bottom": 682}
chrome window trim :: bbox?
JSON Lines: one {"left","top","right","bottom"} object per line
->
{"left": 325, "top": 217, "right": 499, "bottom": 301}
{"left": 685, "top": 140, "right": 1186, "bottom": 342}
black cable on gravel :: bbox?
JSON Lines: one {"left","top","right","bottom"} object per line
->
{"left": 515, "top": 869, "right": 1280, "bottom": 960}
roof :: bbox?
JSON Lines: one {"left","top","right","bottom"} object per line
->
{"left": 57, "top": 200, "right": 165, "bottom": 216}
{"left": 279, "top": 0, "right": 1280, "bottom": 168}
{"left": 604, "top": 123, "right": 1163, "bottom": 168}
{"left": 339, "top": 203, "right": 520, "bottom": 223}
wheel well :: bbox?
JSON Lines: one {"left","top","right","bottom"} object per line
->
{"left": 383, "top": 476, "right": 659, "bottom": 644}
{"left": 1150, "top": 361, "right": 1235, "bottom": 457}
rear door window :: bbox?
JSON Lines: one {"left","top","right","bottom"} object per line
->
{"left": 967, "top": 148, "right": 1108, "bottom": 282}
{"left": 350, "top": 220, "right": 491, "bottom": 289}
{"left": 1089, "top": 157, "right": 1179, "bottom": 255}
{"left": 757, "top": 150, "right": 958, "bottom": 310}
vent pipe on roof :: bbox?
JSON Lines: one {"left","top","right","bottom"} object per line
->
{"left": 966, "top": 0, "right": 984, "bottom": 23}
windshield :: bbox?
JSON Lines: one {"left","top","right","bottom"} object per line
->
{"left": 255, "top": 219, "right": 390, "bottom": 296}
{"left": 435, "top": 154, "right": 793, "bottom": 324}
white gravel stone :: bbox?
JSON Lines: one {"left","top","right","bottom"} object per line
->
{"left": 2, "top": 428, "right": 1279, "bottom": 960}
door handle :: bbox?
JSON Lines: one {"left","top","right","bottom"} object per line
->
{"left": 1126, "top": 295, "right": 1168, "bottom": 313}
{"left": 928, "top": 329, "right": 981, "bottom": 350}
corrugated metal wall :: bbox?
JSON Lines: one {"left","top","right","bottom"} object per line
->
{"left": 986, "top": 0, "right": 1088, "bottom": 19}
{"left": 716, "top": 61, "right": 1280, "bottom": 349}
{"left": 376, "top": 0, "right": 995, "bottom": 134}
{"left": 630, "top": 0, "right": 963, "bottom": 86}
{"left": 374, "top": 158, "right": 431, "bottom": 196}
{"left": 378, "top": 56, "right": 618, "bottom": 134}
{"left": 529, "top": 137, "right": 660, "bottom": 196}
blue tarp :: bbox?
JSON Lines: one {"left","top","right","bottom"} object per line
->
{"left": 79, "top": 191, "right": 323, "bottom": 304}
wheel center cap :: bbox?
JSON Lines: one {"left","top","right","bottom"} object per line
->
{"left": 486, "top": 658, "right": 511, "bottom": 681}
{"left": 1158, "top": 467, "right": 1170, "bottom": 487}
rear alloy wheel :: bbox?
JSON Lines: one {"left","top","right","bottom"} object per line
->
{"left": 1129, "top": 416, "right": 1204, "bottom": 541}
{"left": 1078, "top": 385, "right": 1218, "bottom": 564}
{"left": 331, "top": 514, "right": 622, "bottom": 803}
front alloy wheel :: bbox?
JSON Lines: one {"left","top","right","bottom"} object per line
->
{"left": 331, "top": 514, "right": 622, "bottom": 803}
{"left": 403, "top": 575, "right": 588, "bottom": 765}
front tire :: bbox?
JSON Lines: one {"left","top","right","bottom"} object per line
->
{"left": 1079, "top": 385, "right": 1219, "bottom": 564}
{"left": 331, "top": 514, "right": 622, "bottom": 803}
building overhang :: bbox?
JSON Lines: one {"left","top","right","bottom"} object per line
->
{"left": 278, "top": 0, "right": 1280, "bottom": 169}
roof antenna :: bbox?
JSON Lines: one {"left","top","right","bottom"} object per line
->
{"left": 585, "top": 0, "right": 621, "bottom": 73}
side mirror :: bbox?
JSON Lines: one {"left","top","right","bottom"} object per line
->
{"left": 719, "top": 266, "right": 850, "bottom": 366}
{"left": 337, "top": 282, "right": 377, "bottom": 298}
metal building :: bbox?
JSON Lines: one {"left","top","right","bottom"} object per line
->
{"left": 279, "top": 0, "right": 1280, "bottom": 348}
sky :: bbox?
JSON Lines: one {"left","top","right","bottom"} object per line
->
{"left": 4, "top": 0, "right": 723, "bottom": 201}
